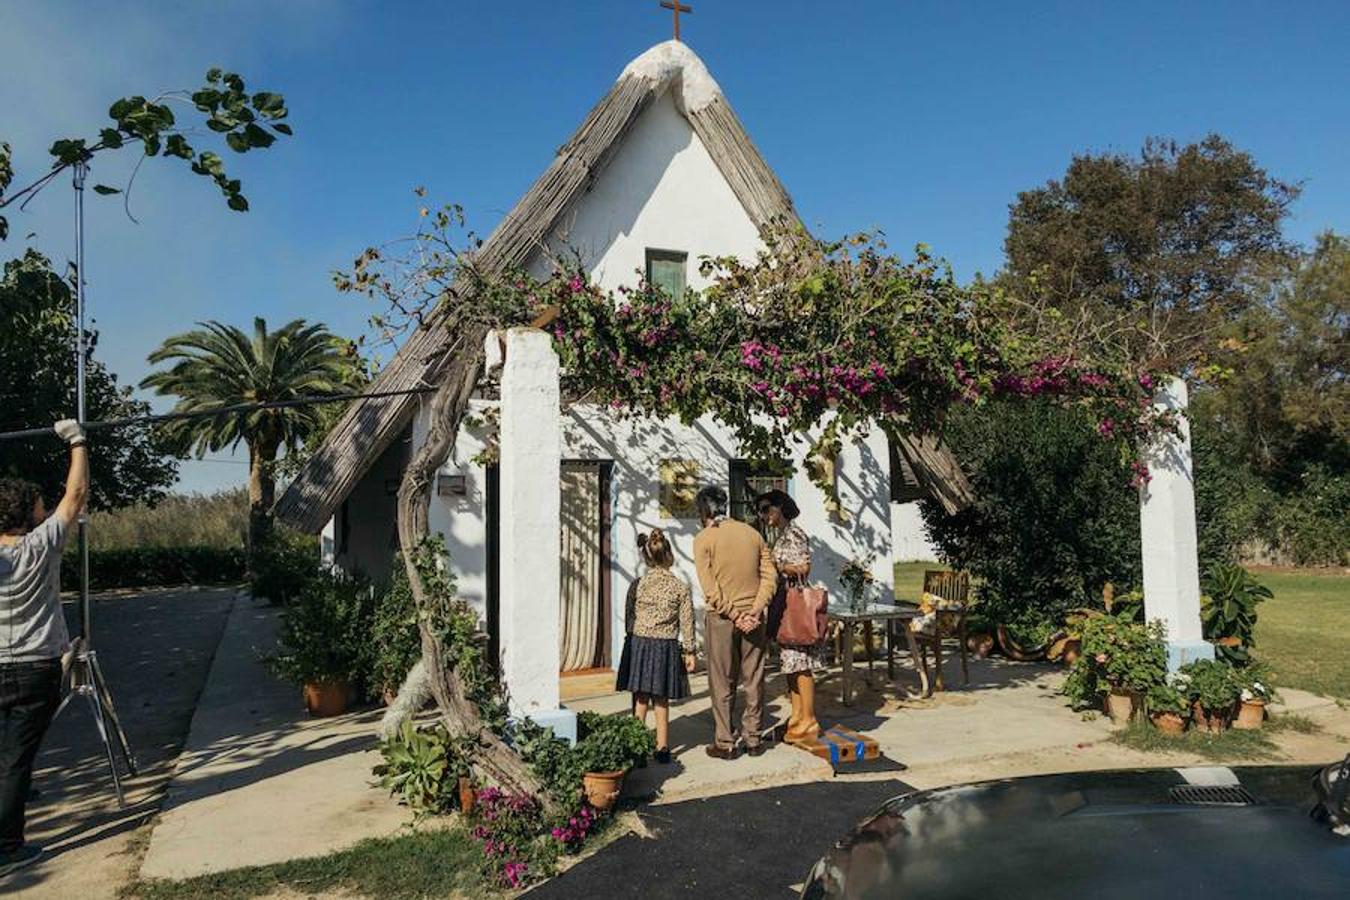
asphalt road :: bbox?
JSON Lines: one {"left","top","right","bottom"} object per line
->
{"left": 530, "top": 778, "right": 913, "bottom": 900}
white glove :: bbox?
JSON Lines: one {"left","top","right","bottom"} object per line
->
{"left": 54, "top": 419, "right": 87, "bottom": 446}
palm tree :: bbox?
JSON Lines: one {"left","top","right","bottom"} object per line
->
{"left": 141, "top": 317, "right": 355, "bottom": 552}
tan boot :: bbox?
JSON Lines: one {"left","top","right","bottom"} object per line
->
{"left": 781, "top": 674, "right": 801, "bottom": 744}
{"left": 794, "top": 672, "right": 821, "bottom": 743}
{"left": 785, "top": 674, "right": 814, "bottom": 745}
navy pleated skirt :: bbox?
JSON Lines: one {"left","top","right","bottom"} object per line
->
{"left": 616, "top": 635, "right": 689, "bottom": 700}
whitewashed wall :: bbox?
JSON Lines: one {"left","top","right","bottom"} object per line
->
{"left": 419, "top": 402, "right": 894, "bottom": 667}
{"left": 533, "top": 91, "right": 763, "bottom": 291}
{"left": 891, "top": 501, "right": 940, "bottom": 562}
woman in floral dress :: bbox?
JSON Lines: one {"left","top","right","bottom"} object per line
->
{"left": 756, "top": 489, "right": 822, "bottom": 744}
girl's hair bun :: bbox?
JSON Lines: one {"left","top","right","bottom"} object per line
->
{"left": 638, "top": 527, "right": 673, "bottom": 567}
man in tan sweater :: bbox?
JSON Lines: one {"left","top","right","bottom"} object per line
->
{"left": 692, "top": 486, "right": 777, "bottom": 758}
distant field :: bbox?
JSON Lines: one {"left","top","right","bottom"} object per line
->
{"left": 893, "top": 561, "right": 1349, "bottom": 699}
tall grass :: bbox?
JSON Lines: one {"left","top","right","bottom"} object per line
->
{"left": 85, "top": 489, "right": 248, "bottom": 551}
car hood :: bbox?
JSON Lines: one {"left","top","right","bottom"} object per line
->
{"left": 802, "top": 766, "right": 1350, "bottom": 899}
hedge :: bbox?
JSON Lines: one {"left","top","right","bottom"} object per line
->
{"left": 62, "top": 545, "right": 247, "bottom": 590}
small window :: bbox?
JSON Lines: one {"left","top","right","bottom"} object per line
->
{"left": 729, "top": 459, "right": 791, "bottom": 541}
{"left": 645, "top": 248, "right": 687, "bottom": 298}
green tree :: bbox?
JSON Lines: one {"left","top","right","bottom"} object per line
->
{"left": 1194, "top": 231, "right": 1348, "bottom": 484}
{"left": 140, "top": 318, "right": 357, "bottom": 551}
{"left": 918, "top": 399, "right": 1143, "bottom": 640}
{"left": 0, "top": 250, "right": 177, "bottom": 507}
{"left": 1003, "top": 135, "right": 1299, "bottom": 373}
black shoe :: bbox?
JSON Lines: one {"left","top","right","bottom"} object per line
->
{"left": 746, "top": 742, "right": 769, "bottom": 757}
{"left": 705, "top": 744, "right": 739, "bottom": 760}
{"left": 0, "top": 844, "right": 43, "bottom": 878}
{"left": 655, "top": 747, "right": 672, "bottom": 765}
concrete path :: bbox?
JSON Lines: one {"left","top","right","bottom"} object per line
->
{"left": 138, "top": 594, "right": 411, "bottom": 880}
{"left": 10, "top": 587, "right": 238, "bottom": 899}
{"left": 569, "top": 655, "right": 1350, "bottom": 805}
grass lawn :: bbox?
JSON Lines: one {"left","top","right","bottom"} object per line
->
{"left": 129, "top": 826, "right": 496, "bottom": 900}
{"left": 1252, "top": 568, "right": 1350, "bottom": 700}
{"left": 893, "top": 562, "right": 1349, "bottom": 698}
{"left": 893, "top": 561, "right": 930, "bottom": 600}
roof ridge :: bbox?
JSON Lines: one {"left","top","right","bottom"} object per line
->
{"left": 619, "top": 40, "right": 722, "bottom": 113}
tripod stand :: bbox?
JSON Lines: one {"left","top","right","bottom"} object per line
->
{"left": 46, "top": 159, "right": 139, "bottom": 808}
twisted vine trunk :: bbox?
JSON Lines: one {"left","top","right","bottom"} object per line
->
{"left": 395, "top": 325, "right": 552, "bottom": 809}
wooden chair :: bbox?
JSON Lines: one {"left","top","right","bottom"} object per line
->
{"left": 911, "top": 570, "right": 972, "bottom": 691}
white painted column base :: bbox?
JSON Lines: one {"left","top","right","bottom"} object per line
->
{"left": 1138, "top": 377, "right": 1213, "bottom": 672}
{"left": 495, "top": 328, "right": 577, "bottom": 743}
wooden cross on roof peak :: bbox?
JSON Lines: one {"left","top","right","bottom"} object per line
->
{"left": 659, "top": 1, "right": 692, "bottom": 42}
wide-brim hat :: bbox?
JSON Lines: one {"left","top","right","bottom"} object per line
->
{"left": 755, "top": 488, "right": 800, "bottom": 521}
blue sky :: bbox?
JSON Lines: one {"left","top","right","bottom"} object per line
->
{"left": 3, "top": 1, "right": 1347, "bottom": 494}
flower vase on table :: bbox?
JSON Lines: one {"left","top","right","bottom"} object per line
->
{"left": 840, "top": 555, "right": 876, "bottom": 616}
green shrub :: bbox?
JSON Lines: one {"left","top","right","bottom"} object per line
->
{"left": 63, "top": 545, "right": 246, "bottom": 589}
{"left": 512, "top": 718, "right": 585, "bottom": 808}
{"left": 372, "top": 557, "right": 422, "bottom": 695}
{"left": 573, "top": 711, "right": 655, "bottom": 773}
{"left": 1062, "top": 614, "right": 1167, "bottom": 708}
{"left": 267, "top": 569, "right": 375, "bottom": 688}
{"left": 1176, "top": 658, "right": 1241, "bottom": 713}
{"left": 921, "top": 400, "right": 1144, "bottom": 637}
{"left": 1273, "top": 464, "right": 1350, "bottom": 565}
{"left": 250, "top": 526, "right": 319, "bottom": 604}
{"left": 1146, "top": 681, "right": 1191, "bottom": 716}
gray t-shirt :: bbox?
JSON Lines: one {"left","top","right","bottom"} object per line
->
{"left": 0, "top": 516, "right": 71, "bottom": 662}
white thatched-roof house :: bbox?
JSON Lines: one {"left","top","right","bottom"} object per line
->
{"left": 276, "top": 41, "right": 962, "bottom": 679}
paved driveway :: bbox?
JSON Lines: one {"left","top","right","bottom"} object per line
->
{"left": 9, "top": 587, "right": 237, "bottom": 898}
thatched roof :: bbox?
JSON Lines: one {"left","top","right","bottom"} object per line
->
{"left": 275, "top": 41, "right": 969, "bottom": 533}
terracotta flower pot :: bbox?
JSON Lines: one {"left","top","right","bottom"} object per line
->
{"left": 457, "top": 776, "right": 476, "bottom": 813}
{"left": 303, "top": 679, "right": 349, "bottom": 717}
{"left": 1151, "top": 711, "right": 1186, "bottom": 736}
{"left": 582, "top": 770, "right": 626, "bottom": 811}
{"left": 967, "top": 632, "right": 995, "bottom": 659}
{"left": 1105, "top": 690, "right": 1137, "bottom": 724}
{"left": 1234, "top": 699, "right": 1266, "bottom": 730}
{"left": 1192, "top": 701, "right": 1230, "bottom": 734}
{"left": 1060, "top": 639, "right": 1082, "bottom": 667}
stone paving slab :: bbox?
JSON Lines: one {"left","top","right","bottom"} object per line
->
{"left": 138, "top": 595, "right": 410, "bottom": 880}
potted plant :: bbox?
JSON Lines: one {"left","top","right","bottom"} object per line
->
{"left": 1145, "top": 680, "right": 1190, "bottom": 735}
{"left": 573, "top": 712, "right": 655, "bottom": 811}
{"left": 1180, "top": 659, "right": 1240, "bottom": 733}
{"left": 267, "top": 570, "right": 375, "bottom": 716}
{"left": 1200, "top": 564, "right": 1272, "bottom": 665}
{"left": 1076, "top": 614, "right": 1168, "bottom": 723}
{"left": 1233, "top": 664, "right": 1275, "bottom": 731}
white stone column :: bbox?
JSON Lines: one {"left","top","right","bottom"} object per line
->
{"left": 1138, "top": 377, "right": 1213, "bottom": 670}
{"left": 497, "top": 328, "right": 576, "bottom": 741}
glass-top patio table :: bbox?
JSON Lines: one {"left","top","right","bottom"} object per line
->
{"left": 827, "top": 602, "right": 931, "bottom": 706}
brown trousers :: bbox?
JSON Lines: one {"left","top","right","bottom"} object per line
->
{"left": 704, "top": 611, "right": 768, "bottom": 750}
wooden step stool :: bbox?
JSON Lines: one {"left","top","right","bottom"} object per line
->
{"left": 797, "top": 725, "right": 880, "bottom": 766}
